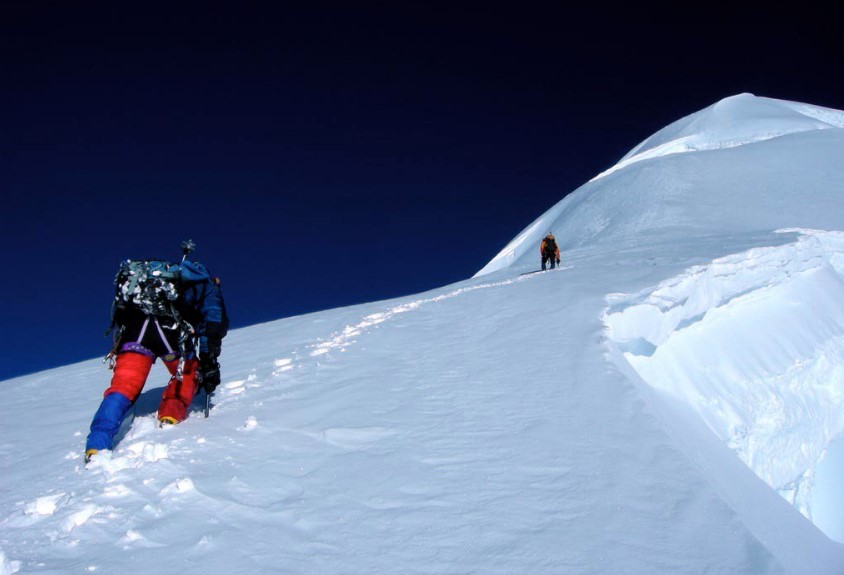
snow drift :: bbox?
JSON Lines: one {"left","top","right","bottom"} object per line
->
{"left": 605, "top": 229, "right": 844, "bottom": 541}
{"left": 2, "top": 94, "right": 844, "bottom": 574}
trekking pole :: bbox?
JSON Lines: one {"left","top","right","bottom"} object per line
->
{"left": 205, "top": 390, "right": 212, "bottom": 418}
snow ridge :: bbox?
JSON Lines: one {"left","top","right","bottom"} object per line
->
{"left": 593, "top": 94, "right": 844, "bottom": 181}
{"left": 604, "top": 229, "right": 844, "bottom": 542}
{"left": 477, "top": 94, "right": 844, "bottom": 279}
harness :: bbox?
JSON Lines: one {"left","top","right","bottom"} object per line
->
{"left": 104, "top": 312, "right": 198, "bottom": 382}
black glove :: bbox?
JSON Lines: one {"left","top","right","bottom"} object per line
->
{"left": 556, "top": 258, "right": 561, "bottom": 264}
{"left": 205, "top": 335, "right": 223, "bottom": 357}
{"left": 199, "top": 355, "right": 221, "bottom": 394}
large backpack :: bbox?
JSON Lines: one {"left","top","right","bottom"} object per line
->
{"left": 113, "top": 259, "right": 182, "bottom": 318}
{"left": 543, "top": 236, "right": 558, "bottom": 254}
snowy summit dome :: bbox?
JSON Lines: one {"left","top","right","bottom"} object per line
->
{"left": 477, "top": 94, "right": 844, "bottom": 276}
{"left": 606, "top": 93, "right": 844, "bottom": 179}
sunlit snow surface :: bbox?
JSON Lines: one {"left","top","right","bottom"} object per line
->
{"left": 605, "top": 229, "right": 844, "bottom": 539}
{"left": 2, "top": 94, "right": 844, "bottom": 574}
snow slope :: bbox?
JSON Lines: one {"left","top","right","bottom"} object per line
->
{"left": 477, "top": 94, "right": 844, "bottom": 276}
{"left": 2, "top": 94, "right": 844, "bottom": 574}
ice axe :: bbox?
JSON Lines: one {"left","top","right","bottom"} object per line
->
{"left": 181, "top": 238, "right": 196, "bottom": 263}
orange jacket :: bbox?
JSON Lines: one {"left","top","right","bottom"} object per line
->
{"left": 540, "top": 236, "right": 560, "bottom": 258}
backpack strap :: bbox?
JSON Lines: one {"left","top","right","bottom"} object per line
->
{"left": 153, "top": 319, "right": 175, "bottom": 355}
{"left": 136, "top": 317, "right": 151, "bottom": 343}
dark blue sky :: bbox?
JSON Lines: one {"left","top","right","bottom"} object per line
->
{"left": 1, "top": 4, "right": 840, "bottom": 380}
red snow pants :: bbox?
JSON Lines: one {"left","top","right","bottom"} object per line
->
{"left": 105, "top": 352, "right": 200, "bottom": 423}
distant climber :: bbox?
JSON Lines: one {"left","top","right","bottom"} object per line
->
{"left": 84, "top": 240, "right": 229, "bottom": 463}
{"left": 540, "top": 233, "right": 561, "bottom": 271}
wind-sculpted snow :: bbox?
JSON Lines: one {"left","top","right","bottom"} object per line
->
{"left": 604, "top": 229, "right": 844, "bottom": 542}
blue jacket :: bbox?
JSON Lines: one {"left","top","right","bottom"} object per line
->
{"left": 177, "top": 260, "right": 229, "bottom": 354}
